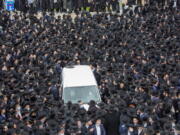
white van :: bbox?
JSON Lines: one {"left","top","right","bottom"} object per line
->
{"left": 61, "top": 65, "right": 101, "bottom": 104}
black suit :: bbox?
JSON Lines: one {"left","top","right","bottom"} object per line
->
{"left": 82, "top": 125, "right": 93, "bottom": 135}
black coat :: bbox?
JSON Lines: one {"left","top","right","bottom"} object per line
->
{"left": 104, "top": 111, "right": 120, "bottom": 135}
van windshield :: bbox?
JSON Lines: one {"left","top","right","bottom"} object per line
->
{"left": 63, "top": 85, "right": 101, "bottom": 103}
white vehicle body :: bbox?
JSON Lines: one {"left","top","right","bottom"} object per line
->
{"left": 61, "top": 65, "right": 101, "bottom": 103}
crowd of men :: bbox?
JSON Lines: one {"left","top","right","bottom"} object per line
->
{"left": 0, "top": 0, "right": 179, "bottom": 12}
{"left": 0, "top": 1, "right": 180, "bottom": 135}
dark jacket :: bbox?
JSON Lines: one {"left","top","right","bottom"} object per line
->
{"left": 104, "top": 112, "right": 120, "bottom": 135}
{"left": 0, "top": 114, "right": 6, "bottom": 123}
{"left": 119, "top": 124, "right": 128, "bottom": 135}
{"left": 82, "top": 125, "right": 94, "bottom": 135}
{"left": 49, "top": 85, "right": 59, "bottom": 100}
{"left": 92, "top": 124, "right": 106, "bottom": 135}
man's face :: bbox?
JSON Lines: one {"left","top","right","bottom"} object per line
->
{"left": 133, "top": 118, "right": 138, "bottom": 125}
{"left": 77, "top": 120, "right": 81, "bottom": 127}
{"left": 88, "top": 120, "right": 92, "bottom": 125}
{"left": 3, "top": 96, "right": 8, "bottom": 102}
{"left": 25, "top": 105, "right": 30, "bottom": 110}
{"left": 149, "top": 117, "right": 153, "bottom": 123}
{"left": 96, "top": 119, "right": 101, "bottom": 125}
{"left": 2, "top": 109, "right": 6, "bottom": 114}
{"left": 3, "top": 126, "right": 8, "bottom": 132}
{"left": 119, "top": 83, "right": 124, "bottom": 88}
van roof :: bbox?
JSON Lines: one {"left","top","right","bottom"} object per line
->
{"left": 62, "top": 65, "right": 97, "bottom": 88}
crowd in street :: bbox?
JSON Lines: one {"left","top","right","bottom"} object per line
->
{"left": 0, "top": 0, "right": 179, "bottom": 12}
{"left": 0, "top": 1, "right": 180, "bottom": 135}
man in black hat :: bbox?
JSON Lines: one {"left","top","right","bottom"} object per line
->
{"left": 0, "top": 2, "right": 179, "bottom": 135}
